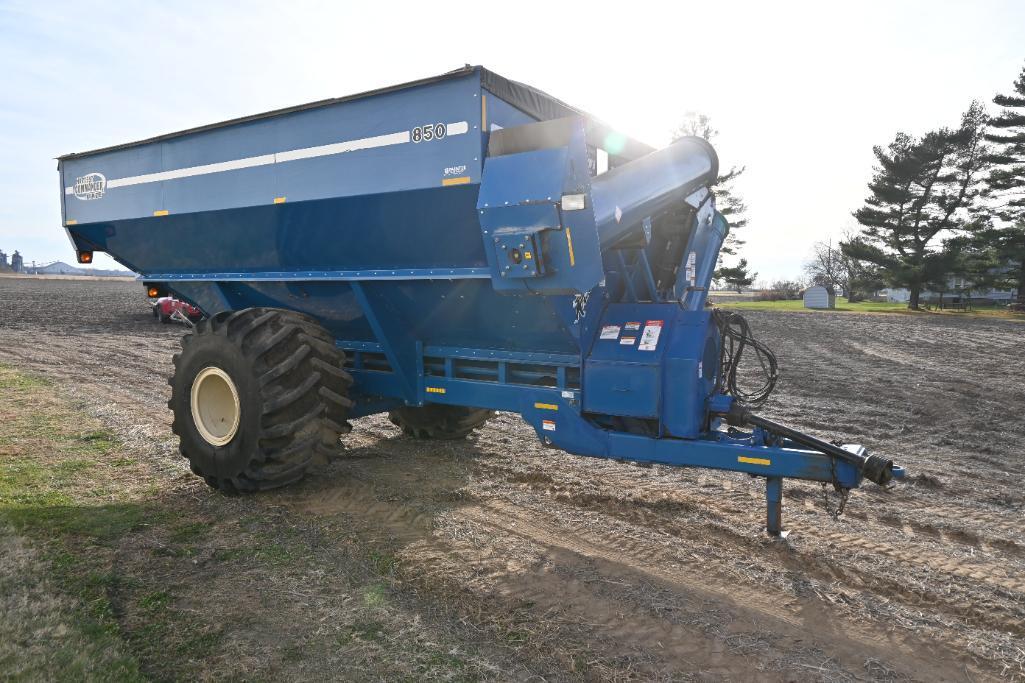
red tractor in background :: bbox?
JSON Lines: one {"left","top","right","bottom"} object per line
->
{"left": 151, "top": 296, "right": 203, "bottom": 324}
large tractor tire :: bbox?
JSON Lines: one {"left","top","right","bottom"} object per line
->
{"left": 168, "top": 307, "right": 352, "bottom": 493}
{"left": 388, "top": 404, "right": 494, "bottom": 440}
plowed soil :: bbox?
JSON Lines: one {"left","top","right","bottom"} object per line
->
{"left": 1, "top": 276, "right": 1023, "bottom": 681}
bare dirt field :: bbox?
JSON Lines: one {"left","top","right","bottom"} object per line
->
{"left": 1, "top": 276, "right": 1023, "bottom": 681}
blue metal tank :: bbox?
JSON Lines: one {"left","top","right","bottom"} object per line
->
{"left": 57, "top": 66, "right": 900, "bottom": 533}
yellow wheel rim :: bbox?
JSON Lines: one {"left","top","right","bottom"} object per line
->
{"left": 190, "top": 366, "right": 241, "bottom": 447}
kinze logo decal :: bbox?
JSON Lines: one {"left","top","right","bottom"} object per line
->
{"left": 73, "top": 173, "right": 106, "bottom": 200}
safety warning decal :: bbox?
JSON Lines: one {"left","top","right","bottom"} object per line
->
{"left": 624, "top": 322, "right": 641, "bottom": 331}
{"left": 639, "top": 320, "right": 663, "bottom": 351}
{"left": 600, "top": 325, "right": 621, "bottom": 340}
{"left": 542, "top": 419, "right": 556, "bottom": 431}
{"left": 620, "top": 336, "right": 636, "bottom": 345}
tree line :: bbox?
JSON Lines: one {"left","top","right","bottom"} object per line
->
{"left": 680, "top": 63, "right": 1025, "bottom": 309}
{"left": 833, "top": 64, "right": 1025, "bottom": 309}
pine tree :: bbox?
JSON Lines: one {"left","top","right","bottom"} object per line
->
{"left": 985, "top": 64, "right": 1025, "bottom": 225}
{"left": 848, "top": 102, "right": 989, "bottom": 309}
{"left": 962, "top": 225, "right": 1025, "bottom": 304}
{"left": 977, "top": 65, "right": 1025, "bottom": 305}
{"left": 672, "top": 113, "right": 748, "bottom": 258}
{"left": 837, "top": 236, "right": 888, "bottom": 302}
{"left": 717, "top": 258, "right": 755, "bottom": 293}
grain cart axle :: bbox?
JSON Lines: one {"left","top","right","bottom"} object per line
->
{"left": 57, "top": 66, "right": 903, "bottom": 534}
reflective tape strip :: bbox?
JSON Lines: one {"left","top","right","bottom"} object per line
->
{"left": 442, "top": 176, "right": 471, "bottom": 186}
{"left": 273, "top": 197, "right": 286, "bottom": 204}
{"left": 275, "top": 130, "right": 409, "bottom": 163}
{"left": 426, "top": 387, "right": 446, "bottom": 394}
{"left": 446, "top": 121, "right": 469, "bottom": 136}
{"left": 108, "top": 154, "right": 276, "bottom": 189}
{"left": 565, "top": 227, "right": 575, "bottom": 267}
{"left": 738, "top": 456, "right": 771, "bottom": 466}
{"left": 153, "top": 210, "right": 169, "bottom": 216}
{"left": 534, "top": 402, "right": 558, "bottom": 411}
{"left": 64, "top": 121, "right": 470, "bottom": 195}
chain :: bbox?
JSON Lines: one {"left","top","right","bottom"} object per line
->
{"left": 822, "top": 483, "right": 850, "bottom": 520}
{"left": 822, "top": 451, "right": 850, "bottom": 520}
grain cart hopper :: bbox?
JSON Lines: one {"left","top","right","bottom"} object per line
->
{"left": 57, "top": 66, "right": 902, "bottom": 534}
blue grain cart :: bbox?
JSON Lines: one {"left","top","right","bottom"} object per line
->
{"left": 58, "top": 66, "right": 901, "bottom": 534}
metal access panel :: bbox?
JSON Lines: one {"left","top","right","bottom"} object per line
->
{"left": 476, "top": 120, "right": 605, "bottom": 295}
{"left": 582, "top": 304, "right": 673, "bottom": 418}
{"left": 492, "top": 228, "right": 546, "bottom": 278}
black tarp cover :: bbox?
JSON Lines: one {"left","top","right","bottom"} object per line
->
{"left": 60, "top": 65, "right": 653, "bottom": 161}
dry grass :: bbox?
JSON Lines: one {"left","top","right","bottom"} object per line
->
{"left": 0, "top": 364, "right": 528, "bottom": 681}
{"left": 0, "top": 367, "right": 144, "bottom": 680}
{"left": 2, "top": 276, "right": 1023, "bottom": 681}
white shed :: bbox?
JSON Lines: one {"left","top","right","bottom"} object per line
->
{"left": 803, "top": 285, "right": 835, "bottom": 309}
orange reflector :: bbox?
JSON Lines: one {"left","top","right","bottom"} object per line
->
{"left": 147, "top": 287, "right": 160, "bottom": 298}
{"left": 77, "top": 251, "right": 93, "bottom": 264}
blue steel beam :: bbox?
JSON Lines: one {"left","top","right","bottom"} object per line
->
{"left": 411, "top": 373, "right": 862, "bottom": 488}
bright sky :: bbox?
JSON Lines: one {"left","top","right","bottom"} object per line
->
{"left": 1, "top": 0, "right": 1023, "bottom": 280}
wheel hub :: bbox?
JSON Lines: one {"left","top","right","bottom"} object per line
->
{"left": 190, "top": 366, "right": 241, "bottom": 447}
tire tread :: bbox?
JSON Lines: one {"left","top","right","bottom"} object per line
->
{"left": 170, "top": 307, "right": 352, "bottom": 493}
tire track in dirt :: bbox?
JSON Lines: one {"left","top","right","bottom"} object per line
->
{"left": 288, "top": 476, "right": 775, "bottom": 677}
{"left": 287, "top": 465, "right": 991, "bottom": 681}
{"left": 485, "top": 456, "right": 1025, "bottom": 638}
{"left": 524, "top": 461, "right": 1025, "bottom": 566}
{"left": 502, "top": 472, "right": 1025, "bottom": 638}
{"left": 626, "top": 468, "right": 1024, "bottom": 565}
{"left": 461, "top": 497, "right": 996, "bottom": 682}
{"left": 841, "top": 504, "right": 1025, "bottom": 558}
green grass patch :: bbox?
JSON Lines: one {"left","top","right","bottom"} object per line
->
{"left": 369, "top": 549, "right": 398, "bottom": 576}
{"left": 363, "top": 581, "right": 389, "bottom": 608}
{"left": 0, "top": 365, "right": 147, "bottom": 680}
{"left": 0, "top": 366, "right": 49, "bottom": 389}
{"left": 717, "top": 296, "right": 1025, "bottom": 319}
{"left": 424, "top": 650, "right": 467, "bottom": 672}
{"left": 76, "top": 430, "right": 118, "bottom": 454}
{"left": 339, "top": 620, "right": 387, "bottom": 644}
{"left": 0, "top": 365, "right": 231, "bottom": 678}
{"left": 138, "top": 590, "right": 172, "bottom": 612}
{"left": 253, "top": 541, "right": 294, "bottom": 566}
{"left": 4, "top": 501, "right": 152, "bottom": 543}
{"left": 211, "top": 546, "right": 248, "bottom": 563}
{"left": 168, "top": 520, "right": 210, "bottom": 544}
{"left": 0, "top": 364, "right": 493, "bottom": 681}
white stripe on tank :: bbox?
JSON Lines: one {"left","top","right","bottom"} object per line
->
{"left": 64, "top": 122, "right": 469, "bottom": 195}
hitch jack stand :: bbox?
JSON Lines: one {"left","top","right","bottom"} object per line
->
{"left": 766, "top": 476, "right": 783, "bottom": 537}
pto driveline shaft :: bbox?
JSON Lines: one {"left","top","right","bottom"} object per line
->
{"left": 726, "top": 408, "right": 894, "bottom": 486}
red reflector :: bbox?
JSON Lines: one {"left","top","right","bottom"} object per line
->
{"left": 77, "top": 251, "right": 93, "bottom": 264}
{"left": 147, "top": 287, "right": 160, "bottom": 298}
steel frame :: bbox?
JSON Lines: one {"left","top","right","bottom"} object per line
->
{"left": 338, "top": 337, "right": 865, "bottom": 535}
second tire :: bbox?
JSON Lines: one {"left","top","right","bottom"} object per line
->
{"left": 389, "top": 404, "right": 494, "bottom": 440}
